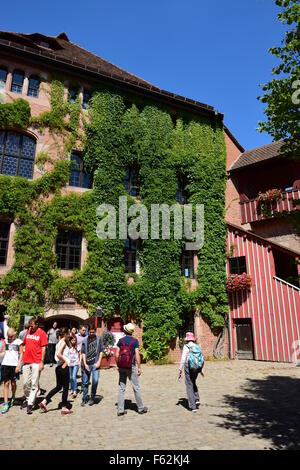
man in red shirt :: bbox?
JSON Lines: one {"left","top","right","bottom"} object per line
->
{"left": 21, "top": 317, "right": 48, "bottom": 414}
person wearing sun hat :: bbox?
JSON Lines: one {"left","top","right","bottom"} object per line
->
{"left": 178, "top": 331, "right": 204, "bottom": 413}
{"left": 115, "top": 322, "right": 148, "bottom": 417}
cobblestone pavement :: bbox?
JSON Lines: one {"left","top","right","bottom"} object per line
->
{"left": 0, "top": 360, "right": 299, "bottom": 450}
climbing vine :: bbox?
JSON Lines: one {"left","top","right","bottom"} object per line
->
{"left": 0, "top": 80, "right": 228, "bottom": 356}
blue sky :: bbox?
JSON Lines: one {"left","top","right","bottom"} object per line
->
{"left": 1, "top": 0, "right": 286, "bottom": 150}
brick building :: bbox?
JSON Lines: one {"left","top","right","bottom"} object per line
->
{"left": 0, "top": 30, "right": 233, "bottom": 362}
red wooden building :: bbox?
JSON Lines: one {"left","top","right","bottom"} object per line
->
{"left": 226, "top": 140, "right": 300, "bottom": 363}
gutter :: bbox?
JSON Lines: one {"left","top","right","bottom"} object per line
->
{"left": 0, "top": 39, "right": 224, "bottom": 122}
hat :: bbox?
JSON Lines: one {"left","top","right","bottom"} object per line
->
{"left": 124, "top": 323, "right": 135, "bottom": 334}
{"left": 185, "top": 332, "right": 195, "bottom": 342}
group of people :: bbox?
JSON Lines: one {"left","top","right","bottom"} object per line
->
{"left": 0, "top": 317, "right": 205, "bottom": 416}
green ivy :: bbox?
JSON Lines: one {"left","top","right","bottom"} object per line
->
{"left": 0, "top": 81, "right": 228, "bottom": 359}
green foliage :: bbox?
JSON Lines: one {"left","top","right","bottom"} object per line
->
{"left": 0, "top": 98, "right": 31, "bottom": 129}
{"left": 258, "top": 0, "right": 300, "bottom": 157}
{"left": 0, "top": 82, "right": 228, "bottom": 361}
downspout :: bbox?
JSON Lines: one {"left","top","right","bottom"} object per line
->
{"left": 227, "top": 312, "right": 233, "bottom": 359}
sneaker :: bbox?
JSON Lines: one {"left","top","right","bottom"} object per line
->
{"left": 81, "top": 400, "right": 88, "bottom": 407}
{"left": 39, "top": 401, "right": 48, "bottom": 413}
{"left": 9, "top": 396, "right": 15, "bottom": 408}
{"left": 137, "top": 407, "right": 148, "bottom": 414}
{"left": 1, "top": 403, "right": 10, "bottom": 414}
{"left": 88, "top": 398, "right": 95, "bottom": 406}
{"left": 50, "top": 363, "right": 53, "bottom": 367}
{"left": 191, "top": 409, "right": 198, "bottom": 413}
{"left": 20, "top": 399, "right": 27, "bottom": 410}
{"left": 73, "top": 392, "right": 77, "bottom": 399}
{"left": 27, "top": 405, "right": 33, "bottom": 415}
{"left": 117, "top": 410, "right": 127, "bottom": 416}
{"left": 196, "top": 401, "right": 200, "bottom": 407}
{"left": 61, "top": 409, "right": 73, "bottom": 415}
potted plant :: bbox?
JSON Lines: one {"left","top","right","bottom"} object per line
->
{"left": 226, "top": 273, "right": 251, "bottom": 293}
{"left": 100, "top": 331, "right": 116, "bottom": 369}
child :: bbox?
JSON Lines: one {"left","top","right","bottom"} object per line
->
{"left": 178, "top": 332, "right": 204, "bottom": 413}
{"left": 69, "top": 336, "right": 80, "bottom": 398}
{"left": 1, "top": 328, "right": 23, "bottom": 414}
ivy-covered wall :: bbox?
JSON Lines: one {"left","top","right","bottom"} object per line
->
{"left": 0, "top": 80, "right": 228, "bottom": 359}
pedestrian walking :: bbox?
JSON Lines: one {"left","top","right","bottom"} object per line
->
{"left": 47, "top": 322, "right": 58, "bottom": 367}
{"left": 18, "top": 322, "right": 29, "bottom": 375}
{"left": 70, "top": 326, "right": 77, "bottom": 339}
{"left": 76, "top": 325, "right": 87, "bottom": 393}
{"left": 81, "top": 326, "right": 103, "bottom": 406}
{"left": 178, "top": 332, "right": 204, "bottom": 413}
{"left": 0, "top": 328, "right": 5, "bottom": 383}
{"left": 39, "top": 328, "right": 73, "bottom": 415}
{"left": 1, "top": 328, "right": 23, "bottom": 414}
{"left": 21, "top": 317, "right": 48, "bottom": 414}
{"left": 115, "top": 323, "right": 148, "bottom": 416}
{"left": 69, "top": 336, "right": 80, "bottom": 398}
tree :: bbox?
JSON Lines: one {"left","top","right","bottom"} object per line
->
{"left": 258, "top": 0, "right": 300, "bottom": 158}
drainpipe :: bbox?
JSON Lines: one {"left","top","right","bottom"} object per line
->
{"left": 227, "top": 313, "right": 233, "bottom": 360}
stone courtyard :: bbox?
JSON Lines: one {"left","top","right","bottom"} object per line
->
{"left": 0, "top": 360, "right": 299, "bottom": 450}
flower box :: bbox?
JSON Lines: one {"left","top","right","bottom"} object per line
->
{"left": 226, "top": 273, "right": 251, "bottom": 293}
{"left": 258, "top": 188, "right": 282, "bottom": 204}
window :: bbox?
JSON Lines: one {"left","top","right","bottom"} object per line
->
{"left": 0, "top": 223, "right": 10, "bottom": 265}
{"left": 11, "top": 70, "right": 24, "bottom": 93}
{"left": 273, "top": 249, "right": 299, "bottom": 287}
{"left": 27, "top": 75, "right": 40, "bottom": 98}
{"left": 124, "top": 239, "right": 137, "bottom": 273}
{"left": 176, "top": 177, "right": 188, "bottom": 204}
{"left": 69, "top": 153, "right": 92, "bottom": 188}
{"left": 56, "top": 230, "right": 82, "bottom": 270}
{"left": 181, "top": 250, "right": 195, "bottom": 279}
{"left": 82, "top": 90, "right": 90, "bottom": 110}
{"left": 229, "top": 256, "right": 247, "bottom": 275}
{"left": 125, "top": 166, "right": 140, "bottom": 196}
{"left": 0, "top": 131, "right": 36, "bottom": 179}
{"left": 0, "top": 67, "right": 7, "bottom": 90}
{"left": 69, "top": 88, "right": 77, "bottom": 104}
{"left": 178, "top": 313, "right": 194, "bottom": 342}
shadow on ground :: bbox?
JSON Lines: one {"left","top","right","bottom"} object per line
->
{"left": 217, "top": 375, "right": 300, "bottom": 450}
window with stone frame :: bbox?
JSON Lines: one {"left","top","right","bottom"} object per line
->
{"left": 69, "top": 152, "right": 92, "bottom": 189}
{"left": 181, "top": 249, "right": 195, "bottom": 279}
{"left": 82, "top": 90, "right": 90, "bottom": 110}
{"left": 56, "top": 230, "right": 82, "bottom": 270}
{"left": 178, "top": 313, "right": 194, "bottom": 346}
{"left": 0, "top": 67, "right": 7, "bottom": 90}
{"left": 0, "top": 131, "right": 36, "bottom": 179}
{"left": 176, "top": 176, "right": 188, "bottom": 204}
{"left": 125, "top": 165, "right": 140, "bottom": 197}
{"left": 11, "top": 70, "right": 24, "bottom": 93}
{"left": 27, "top": 75, "right": 40, "bottom": 98}
{"left": 68, "top": 87, "right": 77, "bottom": 104}
{"left": 0, "top": 222, "right": 10, "bottom": 266}
{"left": 124, "top": 239, "right": 137, "bottom": 273}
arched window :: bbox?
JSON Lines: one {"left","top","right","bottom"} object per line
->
{"left": 0, "top": 131, "right": 36, "bottom": 179}
{"left": 82, "top": 90, "right": 90, "bottom": 110}
{"left": 27, "top": 75, "right": 40, "bottom": 97}
{"left": 0, "top": 67, "right": 7, "bottom": 90}
{"left": 181, "top": 249, "right": 195, "bottom": 279}
{"left": 11, "top": 70, "right": 24, "bottom": 94}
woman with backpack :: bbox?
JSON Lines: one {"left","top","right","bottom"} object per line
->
{"left": 178, "top": 332, "right": 204, "bottom": 413}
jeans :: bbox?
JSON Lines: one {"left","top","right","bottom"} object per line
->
{"left": 69, "top": 365, "right": 79, "bottom": 393}
{"left": 184, "top": 363, "right": 200, "bottom": 410}
{"left": 81, "top": 363, "right": 100, "bottom": 402}
{"left": 47, "top": 343, "right": 56, "bottom": 365}
{"left": 118, "top": 365, "right": 145, "bottom": 413}
{"left": 23, "top": 363, "right": 40, "bottom": 406}
{"left": 45, "top": 364, "right": 70, "bottom": 407}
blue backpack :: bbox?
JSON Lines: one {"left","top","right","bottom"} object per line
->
{"left": 187, "top": 344, "right": 204, "bottom": 371}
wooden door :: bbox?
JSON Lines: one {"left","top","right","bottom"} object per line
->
{"left": 235, "top": 319, "right": 254, "bottom": 359}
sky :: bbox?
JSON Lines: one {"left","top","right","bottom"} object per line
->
{"left": 1, "top": 0, "right": 287, "bottom": 150}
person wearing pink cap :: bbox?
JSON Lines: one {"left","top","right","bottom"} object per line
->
{"left": 178, "top": 332, "right": 204, "bottom": 413}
